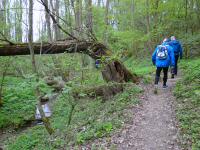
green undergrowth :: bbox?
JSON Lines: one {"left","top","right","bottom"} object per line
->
{"left": 5, "top": 85, "right": 142, "bottom": 150}
{"left": 174, "top": 58, "right": 200, "bottom": 150}
{"left": 0, "top": 76, "right": 53, "bottom": 129}
{"left": 0, "top": 77, "right": 37, "bottom": 129}
{"left": 124, "top": 57, "right": 154, "bottom": 84}
{"left": 0, "top": 55, "right": 105, "bottom": 86}
{"left": 0, "top": 55, "right": 148, "bottom": 149}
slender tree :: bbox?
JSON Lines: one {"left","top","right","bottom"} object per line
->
{"left": 86, "top": 0, "right": 93, "bottom": 34}
{"left": 28, "top": 0, "right": 54, "bottom": 135}
{"left": 104, "top": 0, "right": 109, "bottom": 45}
{"left": 44, "top": 0, "right": 52, "bottom": 42}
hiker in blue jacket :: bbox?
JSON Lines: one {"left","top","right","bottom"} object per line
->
{"left": 95, "top": 59, "right": 100, "bottom": 68}
{"left": 152, "top": 38, "right": 175, "bottom": 89}
{"left": 169, "top": 36, "right": 183, "bottom": 78}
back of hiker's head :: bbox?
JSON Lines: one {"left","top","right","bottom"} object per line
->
{"left": 171, "top": 36, "right": 176, "bottom": 41}
{"left": 163, "top": 38, "right": 170, "bottom": 43}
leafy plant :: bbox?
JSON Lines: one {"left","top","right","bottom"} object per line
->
{"left": 174, "top": 58, "right": 200, "bottom": 149}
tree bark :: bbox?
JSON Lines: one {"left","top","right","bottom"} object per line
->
{"left": 98, "top": 0, "right": 101, "bottom": 6}
{"left": 54, "top": 0, "right": 60, "bottom": 40}
{"left": 86, "top": 0, "right": 93, "bottom": 34}
{"left": 0, "top": 41, "right": 101, "bottom": 58}
{"left": 0, "top": 41, "right": 139, "bottom": 83}
{"left": 28, "top": 0, "right": 54, "bottom": 135}
{"left": 74, "top": 0, "right": 82, "bottom": 37}
{"left": 145, "top": 0, "right": 153, "bottom": 53}
{"left": 44, "top": 0, "right": 52, "bottom": 42}
{"left": 104, "top": 0, "right": 109, "bottom": 45}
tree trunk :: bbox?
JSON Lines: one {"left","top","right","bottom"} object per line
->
{"left": 86, "top": 0, "right": 93, "bottom": 34}
{"left": 28, "top": 0, "right": 54, "bottom": 135}
{"left": 49, "top": 0, "right": 60, "bottom": 40}
{"left": 145, "top": 0, "right": 153, "bottom": 53}
{"left": 185, "top": 0, "right": 189, "bottom": 58}
{"left": 98, "top": 0, "right": 101, "bottom": 6}
{"left": 104, "top": 0, "right": 109, "bottom": 45}
{"left": 55, "top": 0, "right": 60, "bottom": 40}
{"left": 44, "top": 0, "right": 52, "bottom": 42}
{"left": 0, "top": 41, "right": 139, "bottom": 84}
{"left": 74, "top": 0, "right": 82, "bottom": 37}
{"left": 102, "top": 60, "right": 139, "bottom": 83}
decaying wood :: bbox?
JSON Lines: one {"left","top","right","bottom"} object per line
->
{"left": 44, "top": 76, "right": 65, "bottom": 92}
{"left": 0, "top": 40, "right": 107, "bottom": 59}
{"left": 102, "top": 60, "right": 139, "bottom": 83}
{"left": 0, "top": 40, "right": 139, "bottom": 84}
{"left": 72, "top": 83, "right": 124, "bottom": 100}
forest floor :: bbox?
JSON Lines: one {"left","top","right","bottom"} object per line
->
{"left": 0, "top": 74, "right": 183, "bottom": 150}
{"left": 1, "top": 58, "right": 199, "bottom": 149}
{"left": 84, "top": 75, "right": 182, "bottom": 150}
{"left": 0, "top": 77, "right": 181, "bottom": 150}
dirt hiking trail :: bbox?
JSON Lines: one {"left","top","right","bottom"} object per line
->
{"left": 88, "top": 76, "right": 182, "bottom": 150}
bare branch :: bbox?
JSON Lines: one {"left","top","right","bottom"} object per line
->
{"left": 37, "top": 0, "right": 97, "bottom": 42}
{"left": 0, "top": 32, "right": 15, "bottom": 45}
{"left": 39, "top": 0, "right": 78, "bottom": 40}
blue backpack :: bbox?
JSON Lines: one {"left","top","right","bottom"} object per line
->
{"left": 156, "top": 45, "right": 168, "bottom": 60}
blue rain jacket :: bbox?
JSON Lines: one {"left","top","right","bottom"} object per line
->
{"left": 169, "top": 40, "right": 183, "bottom": 58}
{"left": 152, "top": 43, "right": 175, "bottom": 67}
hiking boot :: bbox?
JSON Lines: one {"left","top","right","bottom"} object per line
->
{"left": 171, "top": 74, "right": 174, "bottom": 79}
{"left": 163, "top": 85, "right": 168, "bottom": 89}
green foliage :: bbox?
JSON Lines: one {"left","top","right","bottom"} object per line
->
{"left": 125, "top": 57, "right": 154, "bottom": 76}
{"left": 0, "top": 75, "right": 52, "bottom": 129}
{"left": 125, "top": 57, "right": 154, "bottom": 84}
{"left": 5, "top": 85, "right": 142, "bottom": 149}
{"left": 174, "top": 58, "right": 200, "bottom": 149}
{"left": 0, "top": 77, "right": 37, "bottom": 129}
{"left": 109, "top": 30, "right": 144, "bottom": 53}
{"left": 6, "top": 126, "right": 53, "bottom": 150}
{"left": 76, "top": 122, "right": 113, "bottom": 144}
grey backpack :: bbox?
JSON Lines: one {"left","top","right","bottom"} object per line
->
{"left": 156, "top": 45, "right": 168, "bottom": 60}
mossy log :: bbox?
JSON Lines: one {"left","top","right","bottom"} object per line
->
{"left": 0, "top": 40, "right": 139, "bottom": 83}
{"left": 102, "top": 60, "right": 139, "bottom": 83}
{"left": 72, "top": 83, "right": 124, "bottom": 100}
{"left": 0, "top": 40, "right": 107, "bottom": 59}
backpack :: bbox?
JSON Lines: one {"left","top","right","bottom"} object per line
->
{"left": 156, "top": 45, "right": 168, "bottom": 60}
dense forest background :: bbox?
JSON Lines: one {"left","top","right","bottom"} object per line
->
{"left": 1, "top": 0, "right": 200, "bottom": 57}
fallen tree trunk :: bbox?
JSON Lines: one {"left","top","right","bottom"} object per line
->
{"left": 0, "top": 40, "right": 107, "bottom": 59}
{"left": 102, "top": 60, "right": 139, "bottom": 83}
{"left": 72, "top": 83, "right": 124, "bottom": 100}
{"left": 0, "top": 40, "right": 139, "bottom": 83}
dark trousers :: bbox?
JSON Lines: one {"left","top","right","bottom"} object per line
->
{"left": 174, "top": 55, "right": 179, "bottom": 75}
{"left": 155, "top": 67, "right": 169, "bottom": 86}
{"left": 171, "top": 55, "right": 179, "bottom": 75}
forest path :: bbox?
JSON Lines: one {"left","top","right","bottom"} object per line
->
{"left": 89, "top": 75, "right": 181, "bottom": 150}
{"left": 116, "top": 76, "right": 181, "bottom": 150}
